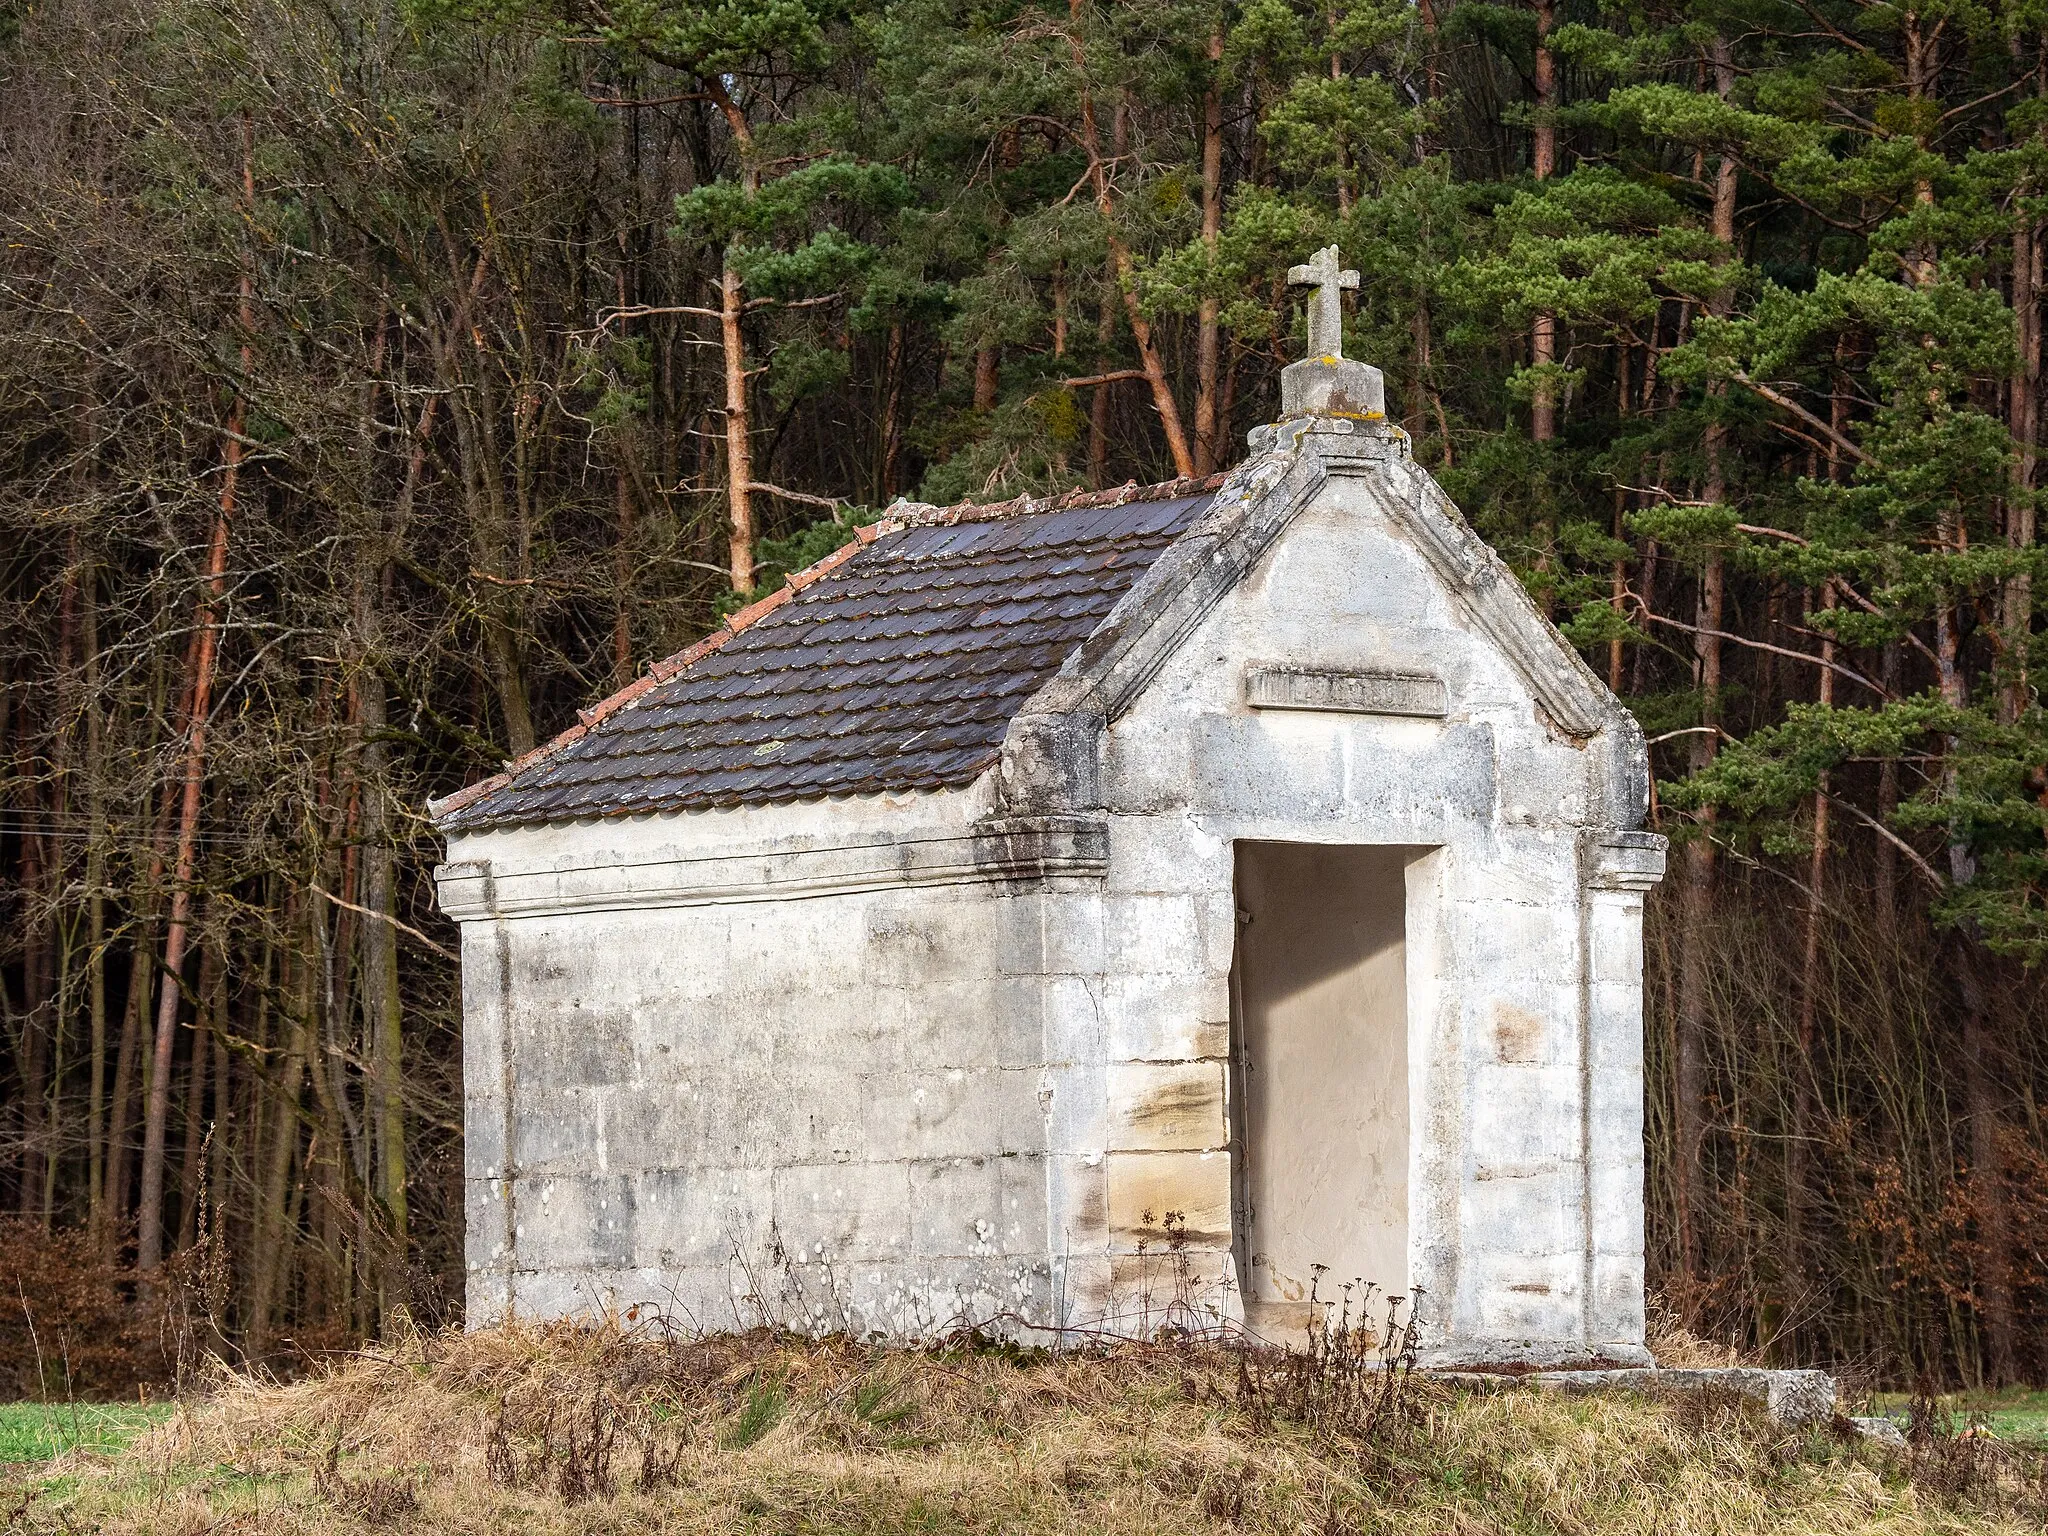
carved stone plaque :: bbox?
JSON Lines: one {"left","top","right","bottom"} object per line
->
{"left": 1243, "top": 665, "right": 1447, "bottom": 718}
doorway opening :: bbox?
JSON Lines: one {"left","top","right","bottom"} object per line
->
{"left": 1229, "top": 842, "right": 1418, "bottom": 1331}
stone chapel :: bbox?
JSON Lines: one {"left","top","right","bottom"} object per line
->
{"left": 430, "top": 248, "right": 1667, "bottom": 1367}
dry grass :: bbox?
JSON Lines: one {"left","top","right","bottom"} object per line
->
{"left": 5, "top": 1318, "right": 2045, "bottom": 1535}
{"left": 1645, "top": 1292, "right": 1745, "bottom": 1369}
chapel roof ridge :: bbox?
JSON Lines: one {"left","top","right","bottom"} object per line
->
{"left": 889, "top": 470, "right": 1230, "bottom": 527}
{"left": 425, "top": 471, "right": 1231, "bottom": 826}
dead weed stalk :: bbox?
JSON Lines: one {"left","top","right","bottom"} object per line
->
{"left": 1234, "top": 1278, "right": 1429, "bottom": 1479}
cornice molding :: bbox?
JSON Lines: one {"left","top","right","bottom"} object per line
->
{"left": 433, "top": 816, "right": 1109, "bottom": 923}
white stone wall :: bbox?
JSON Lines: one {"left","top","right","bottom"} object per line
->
{"left": 437, "top": 433, "right": 1660, "bottom": 1362}
{"left": 444, "top": 787, "right": 1090, "bottom": 1335}
{"left": 1071, "top": 465, "right": 1654, "bottom": 1361}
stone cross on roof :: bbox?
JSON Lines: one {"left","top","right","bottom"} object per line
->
{"left": 1288, "top": 245, "right": 1359, "bottom": 361}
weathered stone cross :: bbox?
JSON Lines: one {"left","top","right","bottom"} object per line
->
{"left": 1288, "top": 245, "right": 1359, "bottom": 361}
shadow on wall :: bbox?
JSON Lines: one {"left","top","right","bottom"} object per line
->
{"left": 1232, "top": 842, "right": 1419, "bottom": 1315}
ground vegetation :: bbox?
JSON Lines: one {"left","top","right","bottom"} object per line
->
{"left": 8, "top": 1319, "right": 2048, "bottom": 1534}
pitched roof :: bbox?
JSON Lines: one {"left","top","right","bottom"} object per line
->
{"left": 432, "top": 476, "right": 1227, "bottom": 831}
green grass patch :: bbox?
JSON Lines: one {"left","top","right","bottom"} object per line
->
{"left": 720, "top": 1375, "right": 787, "bottom": 1449}
{"left": 1960, "top": 1391, "right": 2048, "bottom": 1447}
{"left": 1869, "top": 1390, "right": 2048, "bottom": 1447}
{"left": 0, "top": 1401, "right": 171, "bottom": 1463}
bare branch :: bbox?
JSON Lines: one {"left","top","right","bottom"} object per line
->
{"left": 1824, "top": 796, "right": 1948, "bottom": 893}
{"left": 307, "top": 885, "right": 458, "bottom": 961}
{"left": 742, "top": 293, "right": 842, "bottom": 314}
{"left": 748, "top": 481, "right": 847, "bottom": 512}
{"left": 1730, "top": 372, "right": 1874, "bottom": 466}
{"left": 1639, "top": 604, "right": 1889, "bottom": 697}
{"left": 598, "top": 303, "right": 723, "bottom": 331}
{"left": 1059, "top": 369, "right": 1149, "bottom": 388}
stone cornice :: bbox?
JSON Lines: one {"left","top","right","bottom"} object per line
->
{"left": 1582, "top": 830, "right": 1669, "bottom": 892}
{"left": 433, "top": 815, "right": 1109, "bottom": 923}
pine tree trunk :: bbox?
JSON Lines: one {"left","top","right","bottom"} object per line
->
{"left": 1905, "top": 14, "right": 1939, "bottom": 288}
{"left": 1674, "top": 566, "right": 1720, "bottom": 1295}
{"left": 701, "top": 78, "right": 761, "bottom": 590}
{"left": 78, "top": 541, "right": 108, "bottom": 1237}
{"left": 1609, "top": 354, "right": 1631, "bottom": 692}
{"left": 16, "top": 783, "right": 47, "bottom": 1219}
{"left": 881, "top": 322, "right": 905, "bottom": 500}
{"left": 1671, "top": 41, "right": 1741, "bottom": 1305}
{"left": 359, "top": 669, "right": 409, "bottom": 1320}
{"left": 462, "top": 391, "right": 537, "bottom": 756}
{"left": 37, "top": 826, "right": 64, "bottom": 1225}
{"left": 1932, "top": 502, "right": 2018, "bottom": 1384}
{"left": 137, "top": 493, "right": 233, "bottom": 1279}
{"left": 1193, "top": 29, "right": 1225, "bottom": 476}
{"left": 613, "top": 467, "right": 635, "bottom": 688}
{"left": 298, "top": 879, "right": 347, "bottom": 1330}
{"left": 208, "top": 1023, "right": 230, "bottom": 1253}
{"left": 248, "top": 912, "right": 300, "bottom": 1356}
{"left": 1675, "top": 511, "right": 1725, "bottom": 1296}
{"left": 2007, "top": 208, "right": 2039, "bottom": 722}
{"left": 34, "top": 541, "right": 85, "bottom": 1224}
{"left": 177, "top": 951, "right": 214, "bottom": 1252}
{"left": 1875, "top": 641, "right": 1901, "bottom": 928}
{"left": 1073, "top": 64, "right": 1195, "bottom": 479}
{"left": 1787, "top": 586, "right": 1836, "bottom": 1336}
{"left": 427, "top": 247, "right": 534, "bottom": 754}
{"left": 139, "top": 113, "right": 252, "bottom": 1267}
{"left": 1090, "top": 271, "right": 1115, "bottom": 488}
{"left": 1529, "top": 0, "right": 1558, "bottom": 462}
{"left": 1957, "top": 937, "right": 2017, "bottom": 1385}
{"left": 613, "top": 152, "right": 640, "bottom": 687}
{"left": 974, "top": 345, "right": 999, "bottom": 414}
{"left": 1632, "top": 534, "right": 1658, "bottom": 694}
{"left": 102, "top": 910, "right": 153, "bottom": 1258}
{"left": 1417, "top": 0, "right": 1444, "bottom": 103}
{"left": 722, "top": 264, "right": 756, "bottom": 589}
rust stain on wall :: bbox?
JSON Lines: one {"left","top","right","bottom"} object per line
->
{"left": 1490, "top": 1002, "right": 1544, "bottom": 1063}
{"left": 1111, "top": 1062, "right": 1226, "bottom": 1152}
{"left": 1105, "top": 1150, "right": 1232, "bottom": 1247}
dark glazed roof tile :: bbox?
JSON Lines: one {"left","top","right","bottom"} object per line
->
{"left": 434, "top": 478, "right": 1224, "bottom": 829}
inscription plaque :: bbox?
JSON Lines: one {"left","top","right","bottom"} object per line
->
{"left": 1243, "top": 665, "right": 1448, "bottom": 718}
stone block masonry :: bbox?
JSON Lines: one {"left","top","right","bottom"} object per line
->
{"left": 437, "top": 397, "right": 1664, "bottom": 1365}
